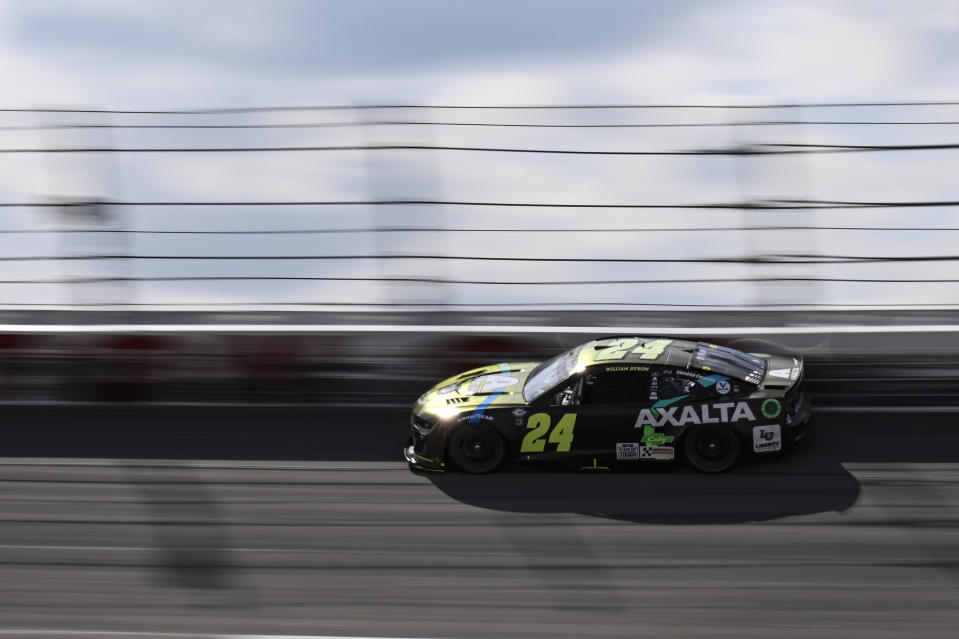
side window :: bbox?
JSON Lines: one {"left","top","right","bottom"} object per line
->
{"left": 657, "top": 368, "right": 750, "bottom": 401}
{"left": 547, "top": 376, "right": 584, "bottom": 407}
{"left": 654, "top": 369, "right": 698, "bottom": 401}
{"left": 582, "top": 370, "right": 652, "bottom": 404}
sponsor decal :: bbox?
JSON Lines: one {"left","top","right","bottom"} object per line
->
{"left": 696, "top": 374, "right": 728, "bottom": 387}
{"left": 768, "top": 368, "right": 791, "bottom": 379}
{"left": 635, "top": 401, "right": 756, "bottom": 428}
{"left": 753, "top": 424, "right": 782, "bottom": 452}
{"left": 515, "top": 418, "right": 525, "bottom": 426}
{"left": 458, "top": 413, "right": 493, "bottom": 423}
{"left": 616, "top": 442, "right": 641, "bottom": 460}
{"left": 437, "top": 383, "right": 458, "bottom": 395}
{"left": 761, "top": 398, "right": 782, "bottom": 419}
{"left": 649, "top": 373, "right": 660, "bottom": 400}
{"left": 715, "top": 380, "right": 731, "bottom": 395}
{"left": 640, "top": 425, "right": 675, "bottom": 446}
{"left": 512, "top": 408, "right": 527, "bottom": 417}
{"left": 467, "top": 374, "right": 519, "bottom": 395}
{"left": 640, "top": 446, "right": 675, "bottom": 460}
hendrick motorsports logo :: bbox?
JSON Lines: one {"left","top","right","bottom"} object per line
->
{"left": 635, "top": 401, "right": 756, "bottom": 428}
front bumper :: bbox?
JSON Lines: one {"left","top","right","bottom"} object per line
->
{"left": 404, "top": 444, "right": 446, "bottom": 472}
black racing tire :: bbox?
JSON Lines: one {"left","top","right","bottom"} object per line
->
{"left": 448, "top": 425, "right": 506, "bottom": 474}
{"left": 683, "top": 424, "right": 742, "bottom": 473}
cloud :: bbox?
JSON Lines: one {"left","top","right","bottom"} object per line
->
{"left": 0, "top": 0, "right": 956, "bottom": 309}
{"left": 4, "top": 0, "right": 702, "bottom": 75}
{"left": 1, "top": 0, "right": 955, "bottom": 108}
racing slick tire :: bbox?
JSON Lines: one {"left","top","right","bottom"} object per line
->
{"left": 683, "top": 424, "right": 742, "bottom": 473}
{"left": 448, "top": 425, "right": 506, "bottom": 474}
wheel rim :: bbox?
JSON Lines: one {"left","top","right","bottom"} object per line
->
{"left": 451, "top": 426, "right": 505, "bottom": 473}
{"left": 460, "top": 428, "right": 497, "bottom": 463}
{"left": 695, "top": 426, "right": 732, "bottom": 462}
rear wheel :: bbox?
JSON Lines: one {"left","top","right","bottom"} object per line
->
{"left": 683, "top": 424, "right": 741, "bottom": 473}
{"left": 448, "top": 425, "right": 506, "bottom": 474}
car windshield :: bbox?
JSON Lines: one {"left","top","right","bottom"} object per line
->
{"left": 693, "top": 342, "right": 767, "bottom": 385}
{"left": 522, "top": 344, "right": 585, "bottom": 402}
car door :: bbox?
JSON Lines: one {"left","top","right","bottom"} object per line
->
{"left": 553, "top": 365, "right": 657, "bottom": 460}
{"left": 517, "top": 374, "right": 587, "bottom": 460}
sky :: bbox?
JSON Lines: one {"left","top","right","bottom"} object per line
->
{"left": 0, "top": 0, "right": 956, "bottom": 311}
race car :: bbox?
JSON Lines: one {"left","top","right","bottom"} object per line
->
{"left": 404, "top": 336, "right": 811, "bottom": 473}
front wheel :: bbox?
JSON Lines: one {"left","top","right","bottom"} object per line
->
{"left": 448, "top": 425, "right": 506, "bottom": 474}
{"left": 683, "top": 424, "right": 741, "bottom": 473}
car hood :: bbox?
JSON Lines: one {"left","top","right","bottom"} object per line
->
{"left": 414, "top": 362, "right": 539, "bottom": 417}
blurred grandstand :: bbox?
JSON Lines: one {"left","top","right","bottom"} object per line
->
{"left": 0, "top": 101, "right": 957, "bottom": 404}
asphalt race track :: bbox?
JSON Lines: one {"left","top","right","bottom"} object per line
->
{"left": 1, "top": 406, "right": 959, "bottom": 638}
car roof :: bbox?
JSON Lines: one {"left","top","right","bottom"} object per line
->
{"left": 578, "top": 336, "right": 766, "bottom": 384}
{"left": 580, "top": 336, "right": 698, "bottom": 367}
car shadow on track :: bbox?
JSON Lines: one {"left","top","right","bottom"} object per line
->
{"left": 424, "top": 461, "right": 861, "bottom": 525}
{"left": 429, "top": 410, "right": 959, "bottom": 524}
{"left": 423, "top": 411, "right": 959, "bottom": 525}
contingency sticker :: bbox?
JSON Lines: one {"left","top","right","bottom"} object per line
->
{"left": 640, "top": 446, "right": 675, "bottom": 460}
{"left": 616, "top": 442, "right": 640, "bottom": 460}
{"left": 753, "top": 424, "right": 782, "bottom": 452}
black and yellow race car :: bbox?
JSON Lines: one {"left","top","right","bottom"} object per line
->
{"left": 404, "top": 336, "right": 811, "bottom": 473}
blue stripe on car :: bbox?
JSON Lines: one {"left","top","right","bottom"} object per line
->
{"left": 468, "top": 363, "right": 513, "bottom": 424}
